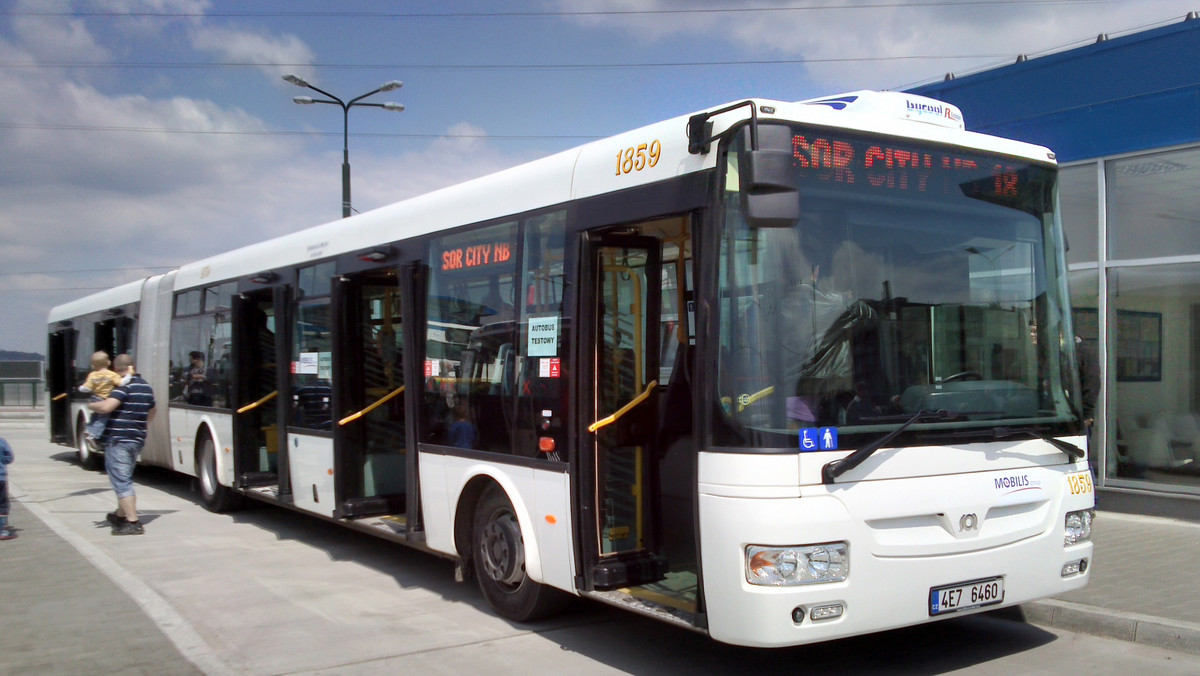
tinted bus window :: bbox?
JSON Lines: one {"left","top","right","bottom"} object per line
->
{"left": 426, "top": 221, "right": 519, "bottom": 452}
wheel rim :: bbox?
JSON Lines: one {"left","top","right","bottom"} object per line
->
{"left": 479, "top": 509, "right": 525, "bottom": 589}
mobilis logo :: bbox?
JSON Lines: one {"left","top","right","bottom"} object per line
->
{"left": 994, "top": 474, "right": 1041, "bottom": 494}
{"left": 906, "top": 99, "right": 963, "bottom": 124}
{"left": 994, "top": 475, "right": 1029, "bottom": 489}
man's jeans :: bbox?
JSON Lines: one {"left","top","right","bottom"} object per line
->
{"left": 105, "top": 438, "right": 144, "bottom": 499}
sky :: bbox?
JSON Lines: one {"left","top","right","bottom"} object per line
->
{"left": 2, "top": 0, "right": 1197, "bottom": 355}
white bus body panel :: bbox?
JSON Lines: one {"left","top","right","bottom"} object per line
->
{"left": 164, "top": 410, "right": 233, "bottom": 480}
{"left": 138, "top": 271, "right": 175, "bottom": 468}
{"left": 419, "top": 452, "right": 576, "bottom": 593}
{"left": 204, "top": 413, "right": 235, "bottom": 488}
{"left": 289, "top": 435, "right": 336, "bottom": 517}
{"left": 698, "top": 448, "right": 1093, "bottom": 647}
{"left": 168, "top": 408, "right": 195, "bottom": 473}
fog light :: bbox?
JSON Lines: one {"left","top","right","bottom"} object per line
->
{"left": 809, "top": 603, "right": 844, "bottom": 621}
{"left": 791, "top": 606, "right": 806, "bottom": 624}
{"left": 1061, "top": 558, "right": 1089, "bottom": 577}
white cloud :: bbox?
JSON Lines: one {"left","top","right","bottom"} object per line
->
{"left": 555, "top": 0, "right": 1200, "bottom": 91}
{"left": 189, "top": 24, "right": 316, "bottom": 80}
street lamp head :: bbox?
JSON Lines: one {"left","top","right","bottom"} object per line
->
{"left": 293, "top": 96, "right": 316, "bottom": 105}
{"left": 381, "top": 102, "right": 405, "bottom": 112}
{"left": 282, "top": 73, "right": 310, "bottom": 88}
{"left": 379, "top": 80, "right": 403, "bottom": 92}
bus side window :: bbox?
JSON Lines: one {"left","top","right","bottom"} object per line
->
{"left": 516, "top": 211, "right": 567, "bottom": 460}
{"left": 426, "top": 221, "right": 520, "bottom": 453}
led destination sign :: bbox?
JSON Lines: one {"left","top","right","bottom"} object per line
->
{"left": 440, "top": 241, "right": 513, "bottom": 271}
{"left": 790, "top": 133, "right": 1026, "bottom": 201}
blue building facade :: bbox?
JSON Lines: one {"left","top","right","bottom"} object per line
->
{"left": 911, "top": 15, "right": 1200, "bottom": 507}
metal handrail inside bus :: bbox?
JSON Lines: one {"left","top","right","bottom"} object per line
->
{"left": 52, "top": 392, "right": 69, "bottom": 402}
{"left": 236, "top": 390, "right": 277, "bottom": 414}
{"left": 588, "top": 380, "right": 657, "bottom": 433}
{"left": 338, "top": 385, "right": 405, "bottom": 426}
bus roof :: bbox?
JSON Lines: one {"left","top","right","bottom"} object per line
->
{"left": 48, "top": 277, "right": 147, "bottom": 324}
{"left": 51, "top": 91, "right": 1056, "bottom": 319}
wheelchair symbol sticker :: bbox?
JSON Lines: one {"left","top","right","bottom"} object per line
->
{"left": 799, "top": 427, "right": 838, "bottom": 452}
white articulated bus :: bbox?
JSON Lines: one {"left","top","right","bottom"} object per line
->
{"left": 47, "top": 90, "right": 1095, "bottom": 647}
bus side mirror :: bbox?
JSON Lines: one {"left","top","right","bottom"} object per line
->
{"left": 743, "top": 148, "right": 800, "bottom": 228}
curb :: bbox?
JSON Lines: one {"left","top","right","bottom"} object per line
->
{"left": 1020, "top": 599, "right": 1200, "bottom": 656}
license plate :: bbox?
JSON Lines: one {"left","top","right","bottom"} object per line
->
{"left": 929, "top": 577, "right": 1004, "bottom": 616}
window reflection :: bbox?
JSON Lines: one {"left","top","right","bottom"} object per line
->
{"left": 1107, "top": 263, "right": 1200, "bottom": 489}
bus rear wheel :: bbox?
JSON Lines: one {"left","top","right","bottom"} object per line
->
{"left": 75, "top": 415, "right": 102, "bottom": 471}
{"left": 198, "top": 435, "right": 241, "bottom": 513}
{"left": 472, "top": 484, "right": 568, "bottom": 622}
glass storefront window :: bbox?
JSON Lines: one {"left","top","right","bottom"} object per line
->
{"left": 1068, "top": 269, "right": 1100, "bottom": 473}
{"left": 1107, "top": 263, "right": 1200, "bottom": 491}
{"left": 1059, "top": 163, "right": 1098, "bottom": 266}
{"left": 1107, "top": 147, "right": 1200, "bottom": 260}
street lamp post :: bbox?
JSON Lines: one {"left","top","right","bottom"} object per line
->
{"left": 283, "top": 74, "right": 404, "bottom": 218}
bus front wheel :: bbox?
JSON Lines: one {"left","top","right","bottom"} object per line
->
{"left": 471, "top": 484, "right": 568, "bottom": 622}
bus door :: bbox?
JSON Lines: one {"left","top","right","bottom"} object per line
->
{"left": 232, "top": 289, "right": 282, "bottom": 491}
{"left": 331, "top": 269, "right": 408, "bottom": 522}
{"left": 47, "top": 327, "right": 76, "bottom": 443}
{"left": 285, "top": 262, "right": 340, "bottom": 516}
{"left": 582, "top": 232, "right": 668, "bottom": 589}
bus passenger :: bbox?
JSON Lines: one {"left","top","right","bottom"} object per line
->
{"left": 89, "top": 354, "right": 157, "bottom": 536}
{"left": 185, "top": 351, "right": 215, "bottom": 406}
{"left": 446, "top": 405, "right": 478, "bottom": 449}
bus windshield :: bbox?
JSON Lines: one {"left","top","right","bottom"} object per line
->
{"left": 715, "top": 125, "right": 1083, "bottom": 450}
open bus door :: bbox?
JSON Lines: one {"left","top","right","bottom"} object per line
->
{"left": 47, "top": 327, "right": 76, "bottom": 443}
{"left": 231, "top": 288, "right": 284, "bottom": 491}
{"left": 331, "top": 269, "right": 408, "bottom": 523}
{"left": 581, "top": 233, "right": 669, "bottom": 589}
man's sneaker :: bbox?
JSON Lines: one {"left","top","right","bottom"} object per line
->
{"left": 86, "top": 436, "right": 100, "bottom": 451}
{"left": 111, "top": 520, "right": 144, "bottom": 536}
{"left": 106, "top": 512, "right": 127, "bottom": 526}
{"left": 0, "top": 527, "right": 16, "bottom": 540}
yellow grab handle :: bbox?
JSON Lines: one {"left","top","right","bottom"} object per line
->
{"left": 738, "top": 385, "right": 775, "bottom": 412}
{"left": 588, "top": 380, "right": 657, "bottom": 433}
{"left": 236, "top": 390, "right": 278, "bottom": 414}
{"left": 339, "top": 385, "right": 405, "bottom": 426}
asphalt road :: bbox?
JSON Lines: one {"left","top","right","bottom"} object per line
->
{"left": 3, "top": 421, "right": 1199, "bottom": 675}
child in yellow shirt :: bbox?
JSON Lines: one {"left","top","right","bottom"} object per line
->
{"left": 79, "top": 351, "right": 127, "bottom": 449}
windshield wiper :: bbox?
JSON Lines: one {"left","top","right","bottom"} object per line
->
{"left": 990, "top": 427, "right": 1085, "bottom": 461}
{"left": 921, "top": 425, "right": 1086, "bottom": 462}
{"left": 822, "top": 409, "right": 950, "bottom": 484}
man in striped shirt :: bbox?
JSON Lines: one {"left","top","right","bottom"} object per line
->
{"left": 89, "top": 353, "right": 157, "bottom": 536}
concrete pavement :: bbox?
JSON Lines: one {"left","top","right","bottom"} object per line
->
{"left": 1, "top": 497, "right": 204, "bottom": 675}
{"left": 1019, "top": 508, "right": 1200, "bottom": 655}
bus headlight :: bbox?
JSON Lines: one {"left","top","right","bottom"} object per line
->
{"left": 746, "top": 543, "right": 848, "bottom": 586}
{"left": 1064, "top": 509, "right": 1094, "bottom": 546}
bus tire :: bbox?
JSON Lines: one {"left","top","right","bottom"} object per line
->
{"left": 75, "top": 415, "right": 102, "bottom": 471}
{"left": 472, "top": 484, "right": 568, "bottom": 622}
{"left": 198, "top": 434, "right": 242, "bottom": 513}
